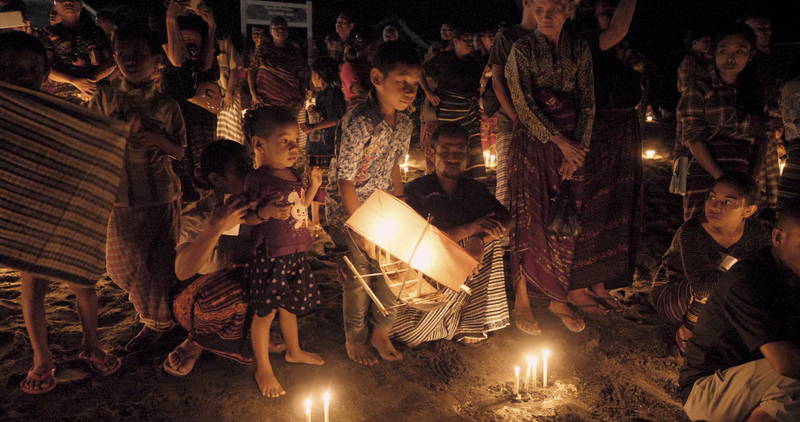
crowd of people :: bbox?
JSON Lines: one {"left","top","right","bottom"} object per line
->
{"left": 2, "top": 0, "right": 800, "bottom": 420}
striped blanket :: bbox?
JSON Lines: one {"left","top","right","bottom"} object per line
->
{"left": 0, "top": 81, "right": 128, "bottom": 285}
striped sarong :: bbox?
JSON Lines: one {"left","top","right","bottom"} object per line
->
{"left": 0, "top": 81, "right": 127, "bottom": 286}
{"left": 651, "top": 263, "right": 690, "bottom": 326}
{"left": 571, "top": 108, "right": 642, "bottom": 290}
{"left": 215, "top": 96, "right": 245, "bottom": 145}
{"left": 683, "top": 137, "right": 752, "bottom": 221}
{"left": 436, "top": 91, "right": 485, "bottom": 182}
{"left": 106, "top": 201, "right": 180, "bottom": 331}
{"left": 494, "top": 112, "right": 514, "bottom": 210}
{"left": 390, "top": 240, "right": 509, "bottom": 346}
{"left": 173, "top": 267, "right": 253, "bottom": 364}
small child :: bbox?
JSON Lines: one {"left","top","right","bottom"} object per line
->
{"left": 242, "top": 106, "right": 325, "bottom": 397}
{"left": 302, "top": 56, "right": 345, "bottom": 228}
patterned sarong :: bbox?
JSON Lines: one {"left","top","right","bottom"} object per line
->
{"left": 256, "top": 67, "right": 303, "bottom": 112}
{"left": 173, "top": 267, "right": 253, "bottom": 364}
{"left": 509, "top": 90, "right": 581, "bottom": 303}
{"left": 106, "top": 201, "right": 180, "bottom": 331}
{"left": 0, "top": 81, "right": 127, "bottom": 286}
{"left": 390, "top": 240, "right": 509, "bottom": 346}
{"left": 571, "top": 108, "right": 642, "bottom": 290}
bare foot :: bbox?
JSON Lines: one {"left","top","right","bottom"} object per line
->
{"left": 269, "top": 331, "right": 287, "bottom": 354}
{"left": 370, "top": 330, "right": 403, "bottom": 361}
{"left": 513, "top": 305, "right": 542, "bottom": 335}
{"left": 285, "top": 350, "right": 324, "bottom": 366}
{"left": 254, "top": 370, "right": 286, "bottom": 398}
{"left": 124, "top": 326, "right": 163, "bottom": 352}
{"left": 346, "top": 342, "right": 379, "bottom": 366}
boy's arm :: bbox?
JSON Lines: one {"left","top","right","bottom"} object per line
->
{"left": 338, "top": 180, "right": 361, "bottom": 217}
{"left": 390, "top": 163, "right": 404, "bottom": 198}
{"left": 304, "top": 168, "right": 324, "bottom": 206}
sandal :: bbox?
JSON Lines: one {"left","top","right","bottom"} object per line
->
{"left": 163, "top": 347, "right": 202, "bottom": 377}
{"left": 78, "top": 350, "right": 122, "bottom": 377}
{"left": 594, "top": 295, "right": 624, "bottom": 312}
{"left": 547, "top": 305, "right": 586, "bottom": 333}
{"left": 19, "top": 368, "right": 57, "bottom": 395}
{"left": 513, "top": 309, "right": 543, "bottom": 336}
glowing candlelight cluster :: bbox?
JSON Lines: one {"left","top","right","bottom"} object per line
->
{"left": 513, "top": 349, "right": 552, "bottom": 398}
{"left": 303, "top": 391, "right": 331, "bottom": 422}
{"left": 483, "top": 150, "right": 497, "bottom": 170}
{"left": 643, "top": 149, "right": 656, "bottom": 159}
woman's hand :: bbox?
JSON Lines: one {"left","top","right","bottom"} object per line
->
{"left": 258, "top": 198, "right": 291, "bottom": 220}
{"left": 209, "top": 196, "right": 251, "bottom": 233}
{"left": 197, "top": 6, "right": 216, "bottom": 31}
{"left": 552, "top": 135, "right": 585, "bottom": 180}
{"left": 166, "top": 0, "right": 183, "bottom": 21}
{"left": 300, "top": 123, "right": 316, "bottom": 134}
{"left": 426, "top": 92, "right": 441, "bottom": 107}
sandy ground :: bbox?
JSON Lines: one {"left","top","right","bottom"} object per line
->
{"left": 0, "top": 141, "right": 689, "bottom": 422}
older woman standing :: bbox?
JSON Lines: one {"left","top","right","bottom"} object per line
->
{"left": 505, "top": 0, "right": 595, "bottom": 334}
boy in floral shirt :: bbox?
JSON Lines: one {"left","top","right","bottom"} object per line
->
{"left": 325, "top": 41, "right": 422, "bottom": 366}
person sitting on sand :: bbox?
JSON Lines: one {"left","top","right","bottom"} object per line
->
{"left": 680, "top": 198, "right": 800, "bottom": 422}
{"left": 391, "top": 124, "right": 511, "bottom": 346}
{"left": 652, "top": 174, "right": 771, "bottom": 353}
{"left": 0, "top": 30, "right": 121, "bottom": 395}
{"left": 164, "top": 140, "right": 287, "bottom": 378}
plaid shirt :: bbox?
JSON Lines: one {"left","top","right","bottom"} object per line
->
{"left": 324, "top": 93, "right": 413, "bottom": 227}
{"left": 89, "top": 79, "right": 186, "bottom": 207}
{"left": 505, "top": 29, "right": 595, "bottom": 147}
{"left": 677, "top": 71, "right": 754, "bottom": 148}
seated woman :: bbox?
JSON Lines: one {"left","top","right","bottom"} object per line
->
{"left": 162, "top": 140, "right": 285, "bottom": 375}
{"left": 652, "top": 173, "right": 770, "bottom": 352}
{"left": 391, "top": 124, "right": 511, "bottom": 346}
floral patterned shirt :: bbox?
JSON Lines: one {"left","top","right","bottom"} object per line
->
{"left": 505, "top": 29, "right": 595, "bottom": 147}
{"left": 38, "top": 22, "right": 112, "bottom": 103}
{"left": 325, "top": 93, "right": 413, "bottom": 227}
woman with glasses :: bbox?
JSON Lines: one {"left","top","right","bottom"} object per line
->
{"left": 652, "top": 173, "right": 770, "bottom": 353}
{"left": 247, "top": 16, "right": 306, "bottom": 113}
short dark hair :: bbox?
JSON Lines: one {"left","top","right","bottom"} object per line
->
{"left": 197, "top": 140, "right": 248, "bottom": 189}
{"left": 431, "top": 124, "right": 468, "bottom": 149}
{"left": 271, "top": 16, "right": 287, "bottom": 27}
{"left": 337, "top": 12, "right": 352, "bottom": 23}
{"left": 778, "top": 198, "right": 800, "bottom": 228}
{"left": 0, "top": 30, "right": 46, "bottom": 64}
{"left": 714, "top": 23, "right": 756, "bottom": 49}
{"left": 711, "top": 172, "right": 760, "bottom": 206}
{"left": 114, "top": 23, "right": 161, "bottom": 55}
{"left": 452, "top": 27, "right": 472, "bottom": 40}
{"left": 244, "top": 106, "right": 297, "bottom": 145}
{"left": 311, "top": 56, "right": 340, "bottom": 85}
{"left": 372, "top": 41, "right": 421, "bottom": 76}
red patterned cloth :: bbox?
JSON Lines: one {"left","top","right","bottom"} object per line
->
{"left": 173, "top": 267, "right": 253, "bottom": 364}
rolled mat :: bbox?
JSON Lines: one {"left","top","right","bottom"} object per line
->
{"left": 0, "top": 81, "right": 129, "bottom": 286}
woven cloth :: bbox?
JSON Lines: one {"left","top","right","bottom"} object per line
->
{"left": 0, "top": 81, "right": 128, "bottom": 285}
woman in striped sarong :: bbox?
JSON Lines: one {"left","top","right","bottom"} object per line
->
{"left": 391, "top": 125, "right": 510, "bottom": 346}
{"left": 422, "top": 27, "right": 485, "bottom": 182}
{"left": 163, "top": 140, "right": 284, "bottom": 375}
{"left": 246, "top": 19, "right": 305, "bottom": 114}
{"left": 677, "top": 26, "right": 765, "bottom": 221}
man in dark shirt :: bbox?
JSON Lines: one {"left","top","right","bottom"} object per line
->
{"left": 405, "top": 124, "right": 509, "bottom": 260}
{"left": 680, "top": 200, "right": 800, "bottom": 422}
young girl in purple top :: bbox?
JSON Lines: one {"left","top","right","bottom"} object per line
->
{"left": 242, "top": 106, "right": 325, "bottom": 397}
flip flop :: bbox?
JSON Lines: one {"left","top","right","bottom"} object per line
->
{"left": 513, "top": 309, "right": 543, "bottom": 336}
{"left": 547, "top": 306, "right": 586, "bottom": 333}
{"left": 163, "top": 348, "right": 202, "bottom": 377}
{"left": 594, "top": 295, "right": 624, "bottom": 312}
{"left": 77, "top": 350, "right": 122, "bottom": 377}
{"left": 19, "top": 368, "right": 57, "bottom": 395}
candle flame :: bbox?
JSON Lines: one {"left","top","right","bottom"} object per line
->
{"left": 527, "top": 354, "right": 535, "bottom": 364}
{"left": 323, "top": 391, "right": 331, "bottom": 404}
{"left": 542, "top": 349, "right": 551, "bottom": 358}
{"left": 305, "top": 397, "right": 312, "bottom": 415}
{"left": 644, "top": 150, "right": 656, "bottom": 159}
{"left": 514, "top": 365, "right": 520, "bottom": 375}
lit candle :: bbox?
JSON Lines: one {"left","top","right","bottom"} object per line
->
{"left": 323, "top": 391, "right": 331, "bottom": 422}
{"left": 645, "top": 114, "right": 654, "bottom": 122}
{"left": 526, "top": 355, "right": 538, "bottom": 391}
{"left": 644, "top": 149, "right": 655, "bottom": 159}
{"left": 483, "top": 150, "right": 490, "bottom": 168}
{"left": 513, "top": 365, "right": 520, "bottom": 396}
{"left": 305, "top": 397, "right": 312, "bottom": 422}
{"left": 524, "top": 355, "right": 533, "bottom": 392}
{"left": 542, "top": 349, "right": 551, "bottom": 388}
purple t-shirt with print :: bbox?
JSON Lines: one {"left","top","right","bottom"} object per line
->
{"left": 245, "top": 168, "right": 312, "bottom": 258}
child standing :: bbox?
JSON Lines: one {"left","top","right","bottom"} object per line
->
{"left": 89, "top": 24, "right": 186, "bottom": 350}
{"left": 324, "top": 41, "right": 423, "bottom": 366}
{"left": 242, "top": 106, "right": 325, "bottom": 397}
{"left": 302, "top": 56, "right": 346, "bottom": 228}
